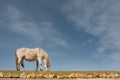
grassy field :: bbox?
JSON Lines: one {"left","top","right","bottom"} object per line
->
{"left": 0, "top": 70, "right": 120, "bottom": 79}
{"left": 0, "top": 70, "right": 119, "bottom": 75}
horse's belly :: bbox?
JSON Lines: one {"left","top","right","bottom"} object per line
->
{"left": 24, "top": 53, "right": 37, "bottom": 61}
{"left": 25, "top": 57, "right": 36, "bottom": 61}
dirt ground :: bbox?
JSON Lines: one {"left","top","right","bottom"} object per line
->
{"left": 0, "top": 78, "right": 120, "bottom": 80}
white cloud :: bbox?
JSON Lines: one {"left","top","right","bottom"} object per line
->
{"left": 97, "top": 47, "right": 106, "bottom": 54}
{"left": 2, "top": 5, "right": 68, "bottom": 48}
{"left": 48, "top": 38, "right": 68, "bottom": 48}
{"left": 3, "top": 5, "right": 21, "bottom": 21}
{"left": 63, "top": 0, "right": 120, "bottom": 70}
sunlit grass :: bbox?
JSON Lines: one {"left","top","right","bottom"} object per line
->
{"left": 0, "top": 70, "right": 119, "bottom": 76}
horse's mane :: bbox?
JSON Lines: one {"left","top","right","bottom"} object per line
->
{"left": 42, "top": 50, "right": 50, "bottom": 63}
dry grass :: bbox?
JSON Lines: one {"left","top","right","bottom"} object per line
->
{"left": 0, "top": 70, "right": 120, "bottom": 79}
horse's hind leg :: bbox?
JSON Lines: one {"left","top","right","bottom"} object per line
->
{"left": 15, "top": 56, "right": 19, "bottom": 71}
{"left": 16, "top": 62, "right": 20, "bottom": 71}
{"left": 17, "top": 57, "right": 22, "bottom": 71}
{"left": 36, "top": 60, "right": 38, "bottom": 71}
{"left": 21, "top": 59, "right": 27, "bottom": 71}
{"left": 15, "top": 53, "right": 20, "bottom": 71}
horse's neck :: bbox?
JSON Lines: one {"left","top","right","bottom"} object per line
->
{"left": 39, "top": 48, "right": 49, "bottom": 63}
{"left": 44, "top": 56, "right": 49, "bottom": 63}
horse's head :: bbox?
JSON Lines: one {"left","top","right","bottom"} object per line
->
{"left": 46, "top": 59, "right": 50, "bottom": 70}
{"left": 40, "top": 49, "right": 51, "bottom": 71}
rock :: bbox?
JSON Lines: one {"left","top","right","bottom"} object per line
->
{"left": 98, "top": 74, "right": 102, "bottom": 78}
{"left": 109, "top": 72, "right": 115, "bottom": 78}
{"left": 57, "top": 75, "right": 64, "bottom": 79}
{"left": 109, "top": 73, "right": 120, "bottom": 78}
{"left": 0, "top": 72, "right": 3, "bottom": 78}
{"left": 39, "top": 74, "right": 44, "bottom": 78}
{"left": 114, "top": 73, "right": 119, "bottom": 78}
{"left": 52, "top": 74, "right": 57, "bottom": 78}
{"left": 74, "top": 73, "right": 84, "bottom": 78}
{"left": 106, "top": 74, "right": 111, "bottom": 78}
{"left": 44, "top": 74, "right": 55, "bottom": 79}
{"left": 48, "top": 74, "right": 55, "bottom": 79}
{"left": 62, "top": 75, "right": 69, "bottom": 79}
{"left": 98, "top": 73, "right": 107, "bottom": 78}
{"left": 69, "top": 73, "right": 85, "bottom": 78}
{"left": 58, "top": 75, "right": 69, "bottom": 79}
{"left": 20, "top": 72, "right": 26, "bottom": 79}
{"left": 43, "top": 74, "right": 49, "bottom": 78}
{"left": 4, "top": 73, "right": 19, "bottom": 78}
{"left": 37, "top": 74, "right": 44, "bottom": 78}
{"left": 27, "top": 73, "right": 36, "bottom": 79}
{"left": 68, "top": 73, "right": 76, "bottom": 78}
{"left": 87, "top": 74, "right": 93, "bottom": 78}
{"left": 38, "top": 74, "right": 44, "bottom": 78}
{"left": 83, "top": 74, "right": 87, "bottom": 78}
{"left": 101, "top": 73, "right": 107, "bottom": 78}
{"left": 4, "top": 73, "right": 12, "bottom": 78}
{"left": 94, "top": 74, "right": 100, "bottom": 78}
{"left": 12, "top": 74, "right": 19, "bottom": 78}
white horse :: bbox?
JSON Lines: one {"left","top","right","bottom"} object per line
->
{"left": 15, "top": 48, "right": 50, "bottom": 71}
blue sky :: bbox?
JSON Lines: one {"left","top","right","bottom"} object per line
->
{"left": 0, "top": 0, "right": 120, "bottom": 71}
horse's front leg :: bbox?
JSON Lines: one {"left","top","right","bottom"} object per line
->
{"left": 37, "top": 57, "right": 43, "bottom": 71}
{"left": 44, "top": 60, "right": 47, "bottom": 71}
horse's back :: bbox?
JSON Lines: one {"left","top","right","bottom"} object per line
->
{"left": 16, "top": 48, "right": 38, "bottom": 52}
{"left": 15, "top": 47, "right": 48, "bottom": 58}
{"left": 16, "top": 48, "right": 40, "bottom": 61}
{"left": 17, "top": 48, "right": 27, "bottom": 52}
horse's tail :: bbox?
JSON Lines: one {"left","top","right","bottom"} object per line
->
{"left": 15, "top": 50, "right": 18, "bottom": 71}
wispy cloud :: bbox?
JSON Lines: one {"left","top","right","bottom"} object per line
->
{"left": 1, "top": 5, "right": 68, "bottom": 48}
{"left": 63, "top": 0, "right": 120, "bottom": 70}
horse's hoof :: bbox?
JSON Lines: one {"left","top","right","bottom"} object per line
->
{"left": 46, "top": 70, "right": 50, "bottom": 72}
{"left": 36, "top": 69, "right": 38, "bottom": 71}
{"left": 46, "top": 69, "right": 50, "bottom": 71}
{"left": 24, "top": 69, "right": 27, "bottom": 71}
{"left": 17, "top": 69, "right": 20, "bottom": 71}
{"left": 40, "top": 69, "right": 43, "bottom": 71}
